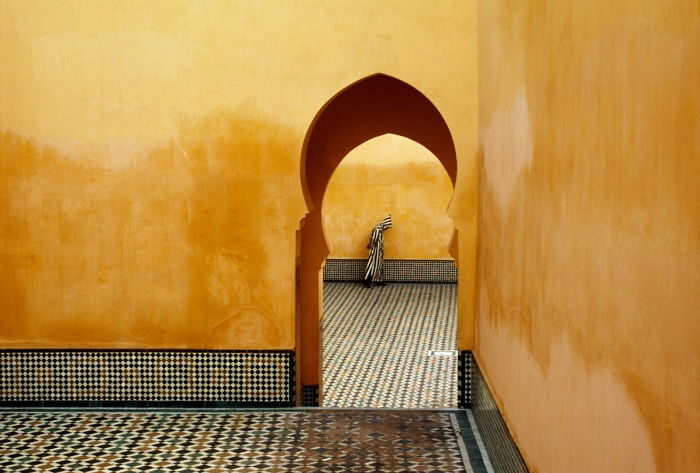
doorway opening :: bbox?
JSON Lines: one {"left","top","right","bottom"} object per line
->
{"left": 320, "top": 135, "right": 457, "bottom": 407}
{"left": 296, "top": 73, "right": 459, "bottom": 407}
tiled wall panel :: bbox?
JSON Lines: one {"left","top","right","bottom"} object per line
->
{"left": 0, "top": 350, "right": 294, "bottom": 407}
{"left": 324, "top": 259, "right": 457, "bottom": 283}
{"left": 468, "top": 352, "right": 530, "bottom": 473}
{"left": 458, "top": 350, "right": 473, "bottom": 408}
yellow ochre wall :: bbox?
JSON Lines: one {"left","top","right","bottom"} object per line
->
{"left": 323, "top": 135, "right": 454, "bottom": 260}
{"left": 0, "top": 1, "right": 478, "bottom": 349}
{"left": 476, "top": 1, "right": 699, "bottom": 472}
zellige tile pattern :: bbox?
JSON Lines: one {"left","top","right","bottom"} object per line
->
{"left": 323, "top": 259, "right": 457, "bottom": 283}
{"left": 0, "top": 351, "right": 294, "bottom": 406}
{"left": 0, "top": 410, "right": 475, "bottom": 473}
{"left": 322, "top": 282, "right": 457, "bottom": 408}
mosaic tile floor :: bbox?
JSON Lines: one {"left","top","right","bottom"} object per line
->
{"left": 0, "top": 410, "right": 490, "bottom": 473}
{"left": 322, "top": 283, "right": 457, "bottom": 408}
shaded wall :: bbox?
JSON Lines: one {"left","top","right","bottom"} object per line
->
{"left": 476, "top": 1, "right": 699, "bottom": 472}
{"left": 0, "top": 1, "right": 478, "bottom": 350}
{"left": 323, "top": 135, "right": 454, "bottom": 260}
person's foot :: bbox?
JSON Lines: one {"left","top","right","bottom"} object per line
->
{"left": 362, "top": 280, "right": 372, "bottom": 288}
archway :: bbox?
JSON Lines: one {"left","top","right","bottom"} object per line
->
{"left": 297, "top": 73, "right": 459, "bottom": 405}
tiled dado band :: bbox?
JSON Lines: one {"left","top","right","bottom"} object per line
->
{"left": 461, "top": 350, "right": 530, "bottom": 473}
{"left": 323, "top": 259, "right": 457, "bottom": 283}
{"left": 458, "top": 350, "right": 473, "bottom": 408}
{"left": 0, "top": 350, "right": 295, "bottom": 408}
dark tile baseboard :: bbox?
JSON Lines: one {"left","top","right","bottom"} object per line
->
{"left": 324, "top": 259, "right": 457, "bottom": 283}
{"left": 461, "top": 350, "right": 530, "bottom": 473}
{"left": 458, "top": 350, "right": 473, "bottom": 408}
{"left": 301, "top": 384, "right": 319, "bottom": 407}
{"left": 0, "top": 349, "right": 295, "bottom": 408}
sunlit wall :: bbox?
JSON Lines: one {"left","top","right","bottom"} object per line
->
{"left": 323, "top": 135, "right": 454, "bottom": 260}
{"left": 0, "top": 0, "right": 478, "bottom": 349}
{"left": 476, "top": 1, "right": 699, "bottom": 472}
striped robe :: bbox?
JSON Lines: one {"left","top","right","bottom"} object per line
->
{"left": 364, "top": 215, "right": 393, "bottom": 283}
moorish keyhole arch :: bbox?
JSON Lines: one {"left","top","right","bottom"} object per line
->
{"left": 296, "top": 73, "right": 459, "bottom": 404}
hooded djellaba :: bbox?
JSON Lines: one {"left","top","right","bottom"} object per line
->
{"left": 363, "top": 214, "right": 392, "bottom": 287}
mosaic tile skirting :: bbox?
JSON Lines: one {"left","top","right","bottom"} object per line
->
{"left": 324, "top": 259, "right": 457, "bottom": 283}
{"left": 0, "top": 350, "right": 295, "bottom": 407}
{"left": 471, "top": 354, "right": 529, "bottom": 473}
{"left": 458, "top": 350, "right": 474, "bottom": 408}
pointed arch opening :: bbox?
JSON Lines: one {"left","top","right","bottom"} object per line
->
{"left": 296, "top": 73, "right": 459, "bottom": 405}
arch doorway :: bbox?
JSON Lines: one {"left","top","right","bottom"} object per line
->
{"left": 322, "top": 135, "right": 457, "bottom": 407}
{"left": 296, "top": 73, "right": 459, "bottom": 406}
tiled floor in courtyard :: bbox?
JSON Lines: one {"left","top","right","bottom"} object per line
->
{"left": 0, "top": 284, "right": 491, "bottom": 473}
{"left": 322, "top": 282, "right": 458, "bottom": 408}
{"left": 0, "top": 410, "right": 492, "bottom": 473}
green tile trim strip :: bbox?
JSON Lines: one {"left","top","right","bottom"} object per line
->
{"left": 470, "top": 354, "right": 530, "bottom": 473}
{"left": 466, "top": 410, "right": 496, "bottom": 473}
{"left": 453, "top": 410, "right": 493, "bottom": 473}
{"left": 0, "top": 349, "right": 295, "bottom": 408}
{"left": 324, "top": 259, "right": 457, "bottom": 283}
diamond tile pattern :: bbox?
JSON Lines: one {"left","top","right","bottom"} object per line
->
{"left": 0, "top": 351, "right": 293, "bottom": 404}
{"left": 322, "top": 282, "right": 457, "bottom": 408}
{"left": 0, "top": 410, "right": 474, "bottom": 472}
{"left": 458, "top": 351, "right": 474, "bottom": 408}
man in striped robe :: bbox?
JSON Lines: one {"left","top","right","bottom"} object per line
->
{"left": 363, "top": 214, "right": 393, "bottom": 287}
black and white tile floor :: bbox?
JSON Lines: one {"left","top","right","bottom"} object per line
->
{"left": 322, "top": 283, "right": 458, "bottom": 408}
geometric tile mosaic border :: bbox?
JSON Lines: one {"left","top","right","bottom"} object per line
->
{"left": 324, "top": 259, "right": 457, "bottom": 283}
{"left": 470, "top": 353, "right": 530, "bottom": 473}
{"left": 0, "top": 350, "right": 295, "bottom": 408}
{"left": 458, "top": 350, "right": 473, "bottom": 408}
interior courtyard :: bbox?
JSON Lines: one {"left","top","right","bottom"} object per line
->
{"left": 0, "top": 1, "right": 698, "bottom": 472}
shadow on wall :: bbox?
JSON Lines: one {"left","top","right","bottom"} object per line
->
{"left": 0, "top": 110, "right": 302, "bottom": 349}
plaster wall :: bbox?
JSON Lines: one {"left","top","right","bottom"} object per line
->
{"left": 323, "top": 135, "right": 454, "bottom": 260}
{"left": 476, "top": 1, "right": 699, "bottom": 472}
{"left": 0, "top": 0, "right": 478, "bottom": 349}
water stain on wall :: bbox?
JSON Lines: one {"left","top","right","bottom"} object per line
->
{"left": 179, "top": 112, "right": 300, "bottom": 348}
{"left": 479, "top": 324, "right": 656, "bottom": 473}
{"left": 477, "top": 1, "right": 699, "bottom": 471}
{"left": 0, "top": 111, "right": 303, "bottom": 349}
